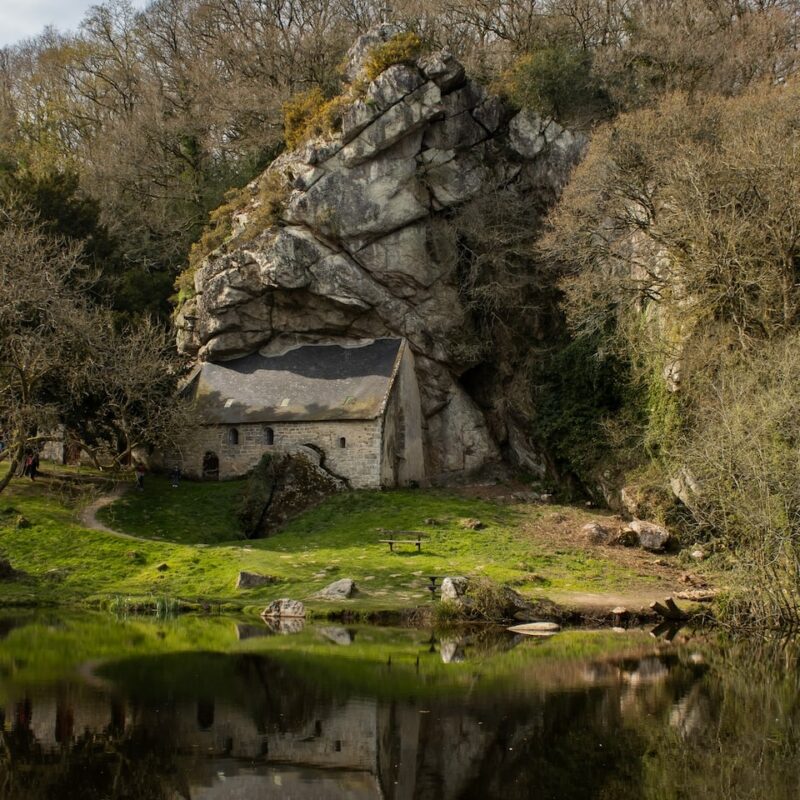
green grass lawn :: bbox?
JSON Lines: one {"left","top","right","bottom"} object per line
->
{"left": 99, "top": 474, "right": 246, "bottom": 543}
{"left": 0, "top": 464, "right": 663, "bottom": 613}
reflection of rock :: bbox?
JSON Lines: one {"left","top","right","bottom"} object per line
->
{"left": 262, "top": 598, "right": 306, "bottom": 618}
{"left": 235, "top": 623, "right": 272, "bottom": 640}
{"left": 622, "top": 656, "right": 670, "bottom": 686}
{"left": 314, "top": 578, "right": 357, "bottom": 600}
{"left": 581, "top": 663, "right": 622, "bottom": 685}
{"left": 262, "top": 617, "right": 305, "bottom": 634}
{"left": 318, "top": 626, "right": 355, "bottom": 646}
{"left": 439, "top": 638, "right": 466, "bottom": 663}
{"left": 670, "top": 684, "right": 711, "bottom": 739}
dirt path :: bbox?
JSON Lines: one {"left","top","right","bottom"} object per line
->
{"left": 79, "top": 484, "right": 145, "bottom": 541}
{"left": 547, "top": 590, "right": 677, "bottom": 615}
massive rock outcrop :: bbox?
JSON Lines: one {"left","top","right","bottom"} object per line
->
{"left": 177, "top": 24, "right": 586, "bottom": 480}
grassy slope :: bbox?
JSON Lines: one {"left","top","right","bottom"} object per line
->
{"left": 99, "top": 475, "right": 246, "bottom": 543}
{"left": 0, "top": 467, "right": 669, "bottom": 611}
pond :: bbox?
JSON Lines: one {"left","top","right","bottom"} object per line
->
{"left": 0, "top": 612, "right": 797, "bottom": 799}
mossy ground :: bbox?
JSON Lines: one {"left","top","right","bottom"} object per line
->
{"left": 0, "top": 463, "right": 685, "bottom": 614}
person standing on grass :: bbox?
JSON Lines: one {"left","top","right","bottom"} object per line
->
{"left": 135, "top": 462, "right": 145, "bottom": 491}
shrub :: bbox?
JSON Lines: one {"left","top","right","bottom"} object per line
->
{"left": 532, "top": 334, "right": 628, "bottom": 483}
{"left": 239, "top": 171, "right": 288, "bottom": 240}
{"left": 283, "top": 89, "right": 351, "bottom": 149}
{"left": 178, "top": 184, "right": 250, "bottom": 300}
{"left": 236, "top": 454, "right": 276, "bottom": 538}
{"left": 500, "top": 46, "right": 610, "bottom": 122}
{"left": 363, "top": 32, "right": 422, "bottom": 81}
{"left": 175, "top": 171, "right": 288, "bottom": 308}
{"left": 283, "top": 87, "right": 327, "bottom": 149}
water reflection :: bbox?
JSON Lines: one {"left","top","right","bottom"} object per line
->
{"left": 0, "top": 616, "right": 796, "bottom": 799}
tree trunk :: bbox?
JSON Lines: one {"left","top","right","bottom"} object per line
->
{"left": 0, "top": 442, "right": 24, "bottom": 494}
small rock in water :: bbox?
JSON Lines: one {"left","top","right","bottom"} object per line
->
{"left": 508, "top": 621, "right": 561, "bottom": 636}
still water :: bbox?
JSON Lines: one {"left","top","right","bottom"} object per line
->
{"left": 0, "top": 612, "right": 797, "bottom": 799}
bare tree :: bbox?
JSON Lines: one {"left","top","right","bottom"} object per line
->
{"left": 0, "top": 211, "right": 190, "bottom": 489}
{"left": 0, "top": 211, "right": 94, "bottom": 490}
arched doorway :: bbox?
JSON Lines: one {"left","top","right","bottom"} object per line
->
{"left": 202, "top": 451, "right": 219, "bottom": 480}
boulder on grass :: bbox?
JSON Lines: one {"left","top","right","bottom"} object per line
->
{"left": 581, "top": 522, "right": 610, "bottom": 545}
{"left": 629, "top": 519, "right": 672, "bottom": 552}
{"left": 459, "top": 518, "right": 485, "bottom": 530}
{"left": 441, "top": 576, "right": 468, "bottom": 601}
{"left": 314, "top": 578, "right": 356, "bottom": 600}
{"left": 236, "top": 571, "right": 278, "bottom": 589}
{"left": 612, "top": 527, "right": 639, "bottom": 547}
{"left": 262, "top": 598, "right": 306, "bottom": 618}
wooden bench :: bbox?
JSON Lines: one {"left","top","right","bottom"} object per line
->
{"left": 378, "top": 530, "right": 425, "bottom": 552}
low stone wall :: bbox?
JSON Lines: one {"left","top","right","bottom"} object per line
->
{"left": 177, "top": 419, "right": 383, "bottom": 488}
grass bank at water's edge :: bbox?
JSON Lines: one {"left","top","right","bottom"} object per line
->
{"left": 0, "top": 465, "right": 682, "bottom": 614}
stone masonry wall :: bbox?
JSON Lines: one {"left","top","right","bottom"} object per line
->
{"left": 178, "top": 419, "right": 383, "bottom": 488}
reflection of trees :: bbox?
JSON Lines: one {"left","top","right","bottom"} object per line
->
{"left": 642, "top": 639, "right": 800, "bottom": 800}
{"left": 378, "top": 654, "right": 701, "bottom": 800}
{"left": 0, "top": 724, "right": 190, "bottom": 800}
{"left": 0, "top": 652, "right": 340, "bottom": 800}
{"left": 4, "top": 640, "right": 800, "bottom": 799}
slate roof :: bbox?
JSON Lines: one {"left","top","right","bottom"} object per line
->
{"left": 190, "top": 338, "right": 404, "bottom": 424}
